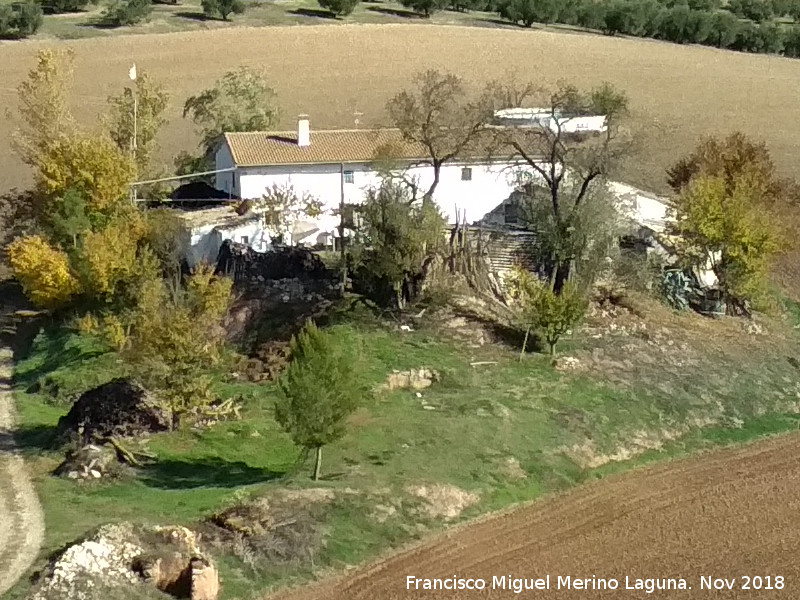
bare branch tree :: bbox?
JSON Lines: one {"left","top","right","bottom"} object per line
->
{"left": 386, "top": 69, "right": 496, "bottom": 202}
{"left": 489, "top": 80, "right": 632, "bottom": 293}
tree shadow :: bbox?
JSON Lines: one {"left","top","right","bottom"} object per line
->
{"left": 366, "top": 5, "right": 420, "bottom": 17}
{"left": 174, "top": 10, "right": 212, "bottom": 20}
{"left": 462, "top": 313, "right": 544, "bottom": 354}
{"left": 138, "top": 457, "right": 284, "bottom": 489}
{"left": 80, "top": 19, "right": 126, "bottom": 29}
{"left": 11, "top": 423, "right": 63, "bottom": 454}
{"left": 289, "top": 7, "right": 337, "bottom": 19}
{"left": 476, "top": 16, "right": 527, "bottom": 28}
{"left": 0, "top": 280, "right": 44, "bottom": 361}
{"left": 12, "top": 333, "right": 107, "bottom": 393}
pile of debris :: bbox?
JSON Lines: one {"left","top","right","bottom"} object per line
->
{"left": 56, "top": 379, "right": 172, "bottom": 445}
{"left": 215, "top": 240, "right": 330, "bottom": 284}
{"left": 27, "top": 523, "right": 219, "bottom": 600}
{"left": 54, "top": 379, "right": 170, "bottom": 481}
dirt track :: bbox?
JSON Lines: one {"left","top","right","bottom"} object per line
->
{"left": 0, "top": 293, "right": 44, "bottom": 598}
{"left": 271, "top": 433, "right": 800, "bottom": 599}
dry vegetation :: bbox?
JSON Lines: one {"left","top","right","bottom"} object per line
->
{"left": 3, "top": 24, "right": 800, "bottom": 196}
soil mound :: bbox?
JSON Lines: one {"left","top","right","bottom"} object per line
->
{"left": 57, "top": 378, "right": 172, "bottom": 443}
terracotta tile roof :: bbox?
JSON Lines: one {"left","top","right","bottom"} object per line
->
{"left": 224, "top": 128, "right": 431, "bottom": 167}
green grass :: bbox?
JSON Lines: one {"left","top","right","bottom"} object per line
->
{"left": 7, "top": 303, "right": 800, "bottom": 599}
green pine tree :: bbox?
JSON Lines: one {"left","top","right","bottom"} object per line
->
{"left": 276, "top": 321, "right": 363, "bottom": 480}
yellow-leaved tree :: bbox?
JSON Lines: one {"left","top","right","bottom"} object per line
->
{"left": 111, "top": 263, "right": 233, "bottom": 421}
{"left": 37, "top": 134, "right": 136, "bottom": 215}
{"left": 76, "top": 220, "right": 142, "bottom": 300}
{"left": 667, "top": 134, "right": 789, "bottom": 314}
{"left": 6, "top": 235, "right": 81, "bottom": 309}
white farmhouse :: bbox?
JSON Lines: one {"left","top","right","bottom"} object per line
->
{"left": 208, "top": 118, "right": 677, "bottom": 270}
{"left": 214, "top": 118, "right": 526, "bottom": 235}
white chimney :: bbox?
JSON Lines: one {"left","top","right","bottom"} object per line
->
{"left": 297, "top": 115, "right": 310, "bottom": 147}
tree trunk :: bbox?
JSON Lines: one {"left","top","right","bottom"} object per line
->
{"left": 553, "top": 262, "right": 571, "bottom": 295}
{"left": 520, "top": 325, "right": 530, "bottom": 362}
{"left": 313, "top": 446, "right": 323, "bottom": 481}
{"left": 549, "top": 340, "right": 557, "bottom": 357}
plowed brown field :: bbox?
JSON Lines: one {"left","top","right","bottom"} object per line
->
{"left": 4, "top": 24, "right": 800, "bottom": 194}
{"left": 270, "top": 432, "right": 800, "bottom": 599}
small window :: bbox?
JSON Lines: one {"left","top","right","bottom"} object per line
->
{"left": 344, "top": 171, "right": 354, "bottom": 184}
{"left": 504, "top": 201, "right": 520, "bottom": 225}
{"left": 461, "top": 167, "right": 472, "bottom": 181}
{"left": 240, "top": 236, "right": 249, "bottom": 245}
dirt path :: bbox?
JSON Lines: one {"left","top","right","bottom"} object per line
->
{"left": 271, "top": 432, "right": 800, "bottom": 599}
{"left": 0, "top": 291, "right": 45, "bottom": 597}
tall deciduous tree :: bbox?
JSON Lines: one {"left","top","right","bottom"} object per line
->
{"left": 387, "top": 69, "right": 494, "bottom": 202}
{"left": 666, "top": 133, "right": 789, "bottom": 313}
{"left": 276, "top": 321, "right": 362, "bottom": 481}
{"left": 491, "top": 81, "right": 630, "bottom": 293}
{"left": 107, "top": 71, "right": 169, "bottom": 176}
{"left": 183, "top": 67, "right": 280, "bottom": 156}
{"left": 13, "top": 48, "right": 76, "bottom": 168}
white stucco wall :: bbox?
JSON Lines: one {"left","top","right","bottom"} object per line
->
{"left": 186, "top": 218, "right": 272, "bottom": 268}
{"left": 235, "top": 160, "right": 535, "bottom": 228}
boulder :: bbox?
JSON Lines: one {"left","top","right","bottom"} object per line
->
{"left": 382, "top": 368, "right": 440, "bottom": 391}
{"left": 57, "top": 378, "right": 172, "bottom": 443}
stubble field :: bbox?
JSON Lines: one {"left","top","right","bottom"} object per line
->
{"left": 269, "top": 431, "right": 800, "bottom": 600}
{"left": 2, "top": 24, "right": 800, "bottom": 195}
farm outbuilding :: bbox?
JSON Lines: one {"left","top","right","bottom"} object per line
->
{"left": 178, "top": 206, "right": 270, "bottom": 269}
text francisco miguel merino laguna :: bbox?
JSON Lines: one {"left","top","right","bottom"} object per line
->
{"left": 409, "top": 575, "right": 706, "bottom": 594}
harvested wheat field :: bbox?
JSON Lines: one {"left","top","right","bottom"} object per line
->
{"left": 2, "top": 24, "right": 800, "bottom": 194}
{"left": 269, "top": 432, "right": 800, "bottom": 599}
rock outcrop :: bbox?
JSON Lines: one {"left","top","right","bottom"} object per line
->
{"left": 28, "top": 523, "right": 219, "bottom": 600}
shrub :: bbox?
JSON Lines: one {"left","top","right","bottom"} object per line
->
{"left": 728, "top": 0, "right": 773, "bottom": 21}
{"left": 14, "top": 2, "right": 43, "bottom": 38}
{"left": 0, "top": 5, "right": 14, "bottom": 36}
{"left": 7, "top": 235, "right": 81, "bottom": 310}
{"left": 76, "top": 222, "right": 141, "bottom": 300}
{"left": 44, "top": 0, "right": 90, "bottom": 13}
{"left": 317, "top": 0, "right": 359, "bottom": 16}
{"left": 510, "top": 268, "right": 589, "bottom": 357}
{"left": 498, "top": 0, "right": 560, "bottom": 26}
{"left": 201, "top": 0, "right": 245, "bottom": 19}
{"left": 707, "top": 10, "right": 739, "bottom": 47}
{"left": 399, "top": 0, "right": 447, "bottom": 16}
{"left": 0, "top": 1, "right": 42, "bottom": 38}
{"left": 576, "top": 0, "right": 607, "bottom": 29}
{"left": 101, "top": 0, "right": 152, "bottom": 26}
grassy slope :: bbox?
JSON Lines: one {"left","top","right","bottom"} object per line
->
{"left": 6, "top": 297, "right": 800, "bottom": 599}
